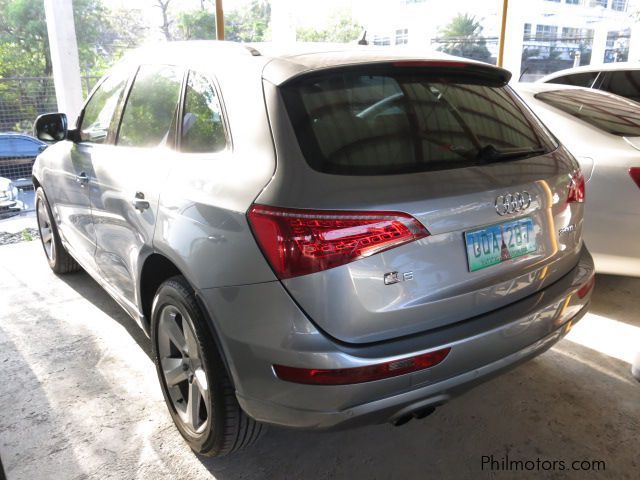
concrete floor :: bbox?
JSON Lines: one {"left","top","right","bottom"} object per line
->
{"left": 0, "top": 241, "right": 638, "bottom": 480}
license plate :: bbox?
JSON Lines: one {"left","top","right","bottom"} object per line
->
{"left": 464, "top": 217, "right": 537, "bottom": 272}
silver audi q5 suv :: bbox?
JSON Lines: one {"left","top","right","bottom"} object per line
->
{"left": 32, "top": 42, "right": 595, "bottom": 456}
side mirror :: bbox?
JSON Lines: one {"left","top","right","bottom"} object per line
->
{"left": 34, "top": 112, "right": 68, "bottom": 143}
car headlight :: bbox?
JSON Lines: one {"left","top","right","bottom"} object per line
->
{"left": 0, "top": 178, "right": 16, "bottom": 201}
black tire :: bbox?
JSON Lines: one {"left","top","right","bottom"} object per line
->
{"left": 35, "top": 187, "right": 81, "bottom": 274}
{"left": 151, "top": 276, "right": 264, "bottom": 456}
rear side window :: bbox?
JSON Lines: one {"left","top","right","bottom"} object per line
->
{"left": 117, "top": 65, "right": 183, "bottom": 148}
{"left": 80, "top": 74, "right": 128, "bottom": 143}
{"left": 281, "top": 67, "right": 556, "bottom": 175}
{"left": 602, "top": 70, "right": 640, "bottom": 103}
{"left": 546, "top": 72, "right": 598, "bottom": 88}
{"left": 535, "top": 89, "right": 640, "bottom": 136}
{"left": 181, "top": 71, "right": 226, "bottom": 153}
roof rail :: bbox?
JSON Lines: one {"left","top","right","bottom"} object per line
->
{"left": 244, "top": 45, "right": 261, "bottom": 56}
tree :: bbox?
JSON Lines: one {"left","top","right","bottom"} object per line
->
{"left": 225, "top": 0, "right": 271, "bottom": 43}
{"left": 0, "top": 0, "right": 145, "bottom": 78}
{"left": 0, "top": 0, "right": 145, "bottom": 131}
{"left": 177, "top": 9, "right": 216, "bottom": 40}
{"left": 437, "top": 13, "right": 491, "bottom": 63}
{"left": 296, "top": 11, "right": 362, "bottom": 43}
{"left": 155, "top": 0, "right": 173, "bottom": 41}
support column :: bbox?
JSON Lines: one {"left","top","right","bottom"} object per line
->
{"left": 271, "top": 0, "right": 295, "bottom": 44}
{"left": 591, "top": 26, "right": 609, "bottom": 65}
{"left": 627, "top": 23, "right": 640, "bottom": 62}
{"left": 501, "top": 0, "right": 524, "bottom": 82}
{"left": 44, "top": 0, "right": 83, "bottom": 122}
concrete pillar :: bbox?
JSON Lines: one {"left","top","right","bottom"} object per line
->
{"left": 44, "top": 0, "right": 84, "bottom": 122}
{"left": 627, "top": 24, "right": 640, "bottom": 62}
{"left": 591, "top": 26, "right": 609, "bottom": 65}
{"left": 271, "top": 0, "right": 295, "bottom": 44}
{"left": 502, "top": 0, "right": 524, "bottom": 82}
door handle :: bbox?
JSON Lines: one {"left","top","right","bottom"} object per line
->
{"left": 132, "top": 192, "right": 150, "bottom": 212}
{"left": 75, "top": 172, "right": 88, "bottom": 186}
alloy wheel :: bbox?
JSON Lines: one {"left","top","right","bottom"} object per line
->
{"left": 36, "top": 197, "right": 55, "bottom": 262}
{"left": 157, "top": 305, "right": 211, "bottom": 435}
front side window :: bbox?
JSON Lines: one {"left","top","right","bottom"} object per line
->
{"left": 282, "top": 68, "right": 556, "bottom": 175}
{"left": 535, "top": 89, "right": 640, "bottom": 136}
{"left": 80, "top": 73, "right": 128, "bottom": 143}
{"left": 181, "top": 72, "right": 226, "bottom": 153}
{"left": 117, "top": 65, "right": 183, "bottom": 148}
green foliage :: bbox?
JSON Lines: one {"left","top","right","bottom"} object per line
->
{"left": 0, "top": 0, "right": 145, "bottom": 78}
{"left": 437, "top": 13, "right": 491, "bottom": 63}
{"left": 21, "top": 228, "right": 33, "bottom": 242}
{"left": 117, "top": 66, "right": 182, "bottom": 148}
{"left": 182, "top": 73, "right": 226, "bottom": 153}
{"left": 296, "top": 12, "right": 362, "bottom": 43}
{"left": 225, "top": 0, "right": 271, "bottom": 42}
{"left": 177, "top": 10, "right": 216, "bottom": 40}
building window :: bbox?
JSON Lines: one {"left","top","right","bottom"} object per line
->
{"left": 535, "top": 24, "right": 558, "bottom": 41}
{"left": 611, "top": 0, "right": 627, "bottom": 11}
{"left": 589, "top": 0, "right": 608, "bottom": 7}
{"left": 565, "top": 0, "right": 581, "bottom": 5}
{"left": 395, "top": 28, "right": 409, "bottom": 45}
{"left": 373, "top": 35, "right": 391, "bottom": 46}
{"left": 524, "top": 23, "right": 532, "bottom": 40}
{"left": 545, "top": 0, "right": 561, "bottom": 3}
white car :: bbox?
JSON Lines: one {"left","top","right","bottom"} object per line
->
{"left": 517, "top": 82, "right": 640, "bottom": 276}
{"left": 537, "top": 62, "right": 640, "bottom": 103}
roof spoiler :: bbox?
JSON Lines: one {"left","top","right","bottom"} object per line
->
{"left": 277, "top": 60, "right": 512, "bottom": 88}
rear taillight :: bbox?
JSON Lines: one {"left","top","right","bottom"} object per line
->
{"left": 248, "top": 205, "right": 429, "bottom": 279}
{"left": 567, "top": 170, "right": 585, "bottom": 203}
{"left": 629, "top": 167, "right": 640, "bottom": 189}
{"left": 273, "top": 347, "right": 451, "bottom": 385}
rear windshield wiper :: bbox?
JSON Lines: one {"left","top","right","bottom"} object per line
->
{"left": 475, "top": 144, "right": 547, "bottom": 163}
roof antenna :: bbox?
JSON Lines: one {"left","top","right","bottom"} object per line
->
{"left": 357, "top": 30, "right": 368, "bottom": 46}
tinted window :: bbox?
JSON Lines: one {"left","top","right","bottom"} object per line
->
{"left": 117, "top": 65, "right": 183, "bottom": 148}
{"left": 535, "top": 89, "right": 640, "bottom": 136}
{"left": 181, "top": 72, "right": 226, "bottom": 153}
{"left": 603, "top": 70, "right": 640, "bottom": 103}
{"left": 0, "top": 136, "right": 42, "bottom": 157}
{"left": 80, "top": 74, "right": 128, "bottom": 143}
{"left": 282, "top": 69, "right": 556, "bottom": 175}
{"left": 547, "top": 71, "right": 598, "bottom": 88}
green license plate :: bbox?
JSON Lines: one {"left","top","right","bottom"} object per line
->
{"left": 464, "top": 217, "right": 537, "bottom": 272}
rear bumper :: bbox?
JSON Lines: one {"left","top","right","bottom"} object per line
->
{"left": 197, "top": 246, "right": 594, "bottom": 430}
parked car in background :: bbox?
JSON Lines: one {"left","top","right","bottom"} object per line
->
{"left": 0, "top": 133, "right": 47, "bottom": 182}
{"left": 0, "top": 176, "right": 19, "bottom": 217}
{"left": 537, "top": 62, "right": 640, "bottom": 103}
{"left": 517, "top": 82, "right": 640, "bottom": 277}
{"left": 32, "top": 42, "right": 595, "bottom": 457}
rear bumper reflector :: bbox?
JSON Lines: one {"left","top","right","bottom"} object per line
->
{"left": 273, "top": 348, "right": 451, "bottom": 385}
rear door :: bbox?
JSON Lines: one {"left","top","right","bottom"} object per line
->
{"left": 88, "top": 64, "right": 183, "bottom": 305}
{"left": 259, "top": 62, "right": 584, "bottom": 344}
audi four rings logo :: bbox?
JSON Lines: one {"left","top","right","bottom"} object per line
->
{"left": 495, "top": 191, "right": 532, "bottom": 216}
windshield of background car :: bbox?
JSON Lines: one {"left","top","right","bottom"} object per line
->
{"left": 280, "top": 66, "right": 557, "bottom": 175}
{"left": 535, "top": 88, "right": 640, "bottom": 136}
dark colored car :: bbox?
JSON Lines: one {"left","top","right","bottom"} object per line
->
{"left": 0, "top": 133, "right": 47, "bottom": 181}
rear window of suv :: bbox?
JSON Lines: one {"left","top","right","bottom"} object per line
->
{"left": 281, "top": 65, "right": 556, "bottom": 175}
{"left": 535, "top": 88, "right": 640, "bottom": 136}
